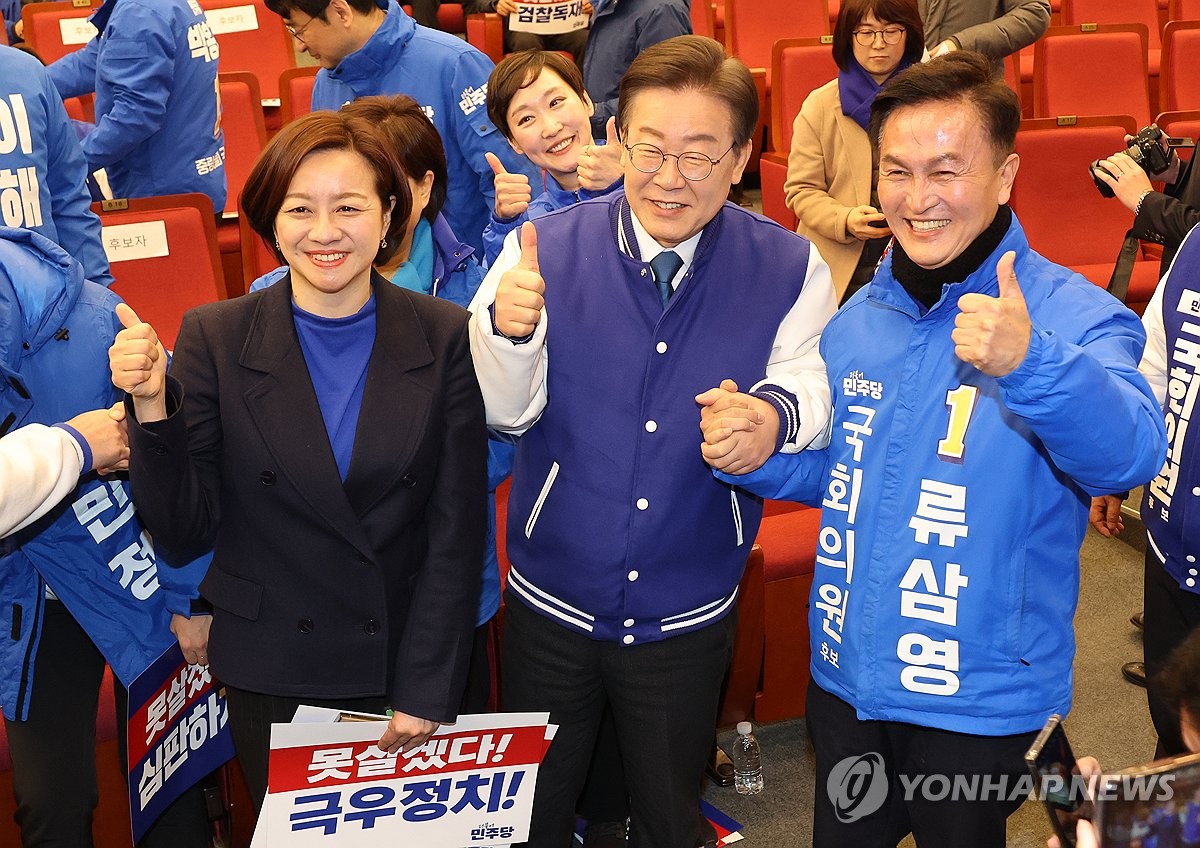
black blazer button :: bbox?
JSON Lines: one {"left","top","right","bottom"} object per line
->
{"left": 259, "top": 470, "right": 276, "bottom": 486}
{"left": 364, "top": 619, "right": 380, "bottom": 636}
{"left": 401, "top": 474, "right": 417, "bottom": 488}
{"left": 298, "top": 617, "right": 314, "bottom": 634}
{"left": 151, "top": 445, "right": 168, "bottom": 456}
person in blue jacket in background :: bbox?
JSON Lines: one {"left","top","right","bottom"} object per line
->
{"left": 582, "top": 0, "right": 691, "bottom": 137}
{"left": 1, "top": 0, "right": 21, "bottom": 44}
{"left": 250, "top": 94, "right": 514, "bottom": 710}
{"left": 45, "top": 0, "right": 227, "bottom": 214}
{"left": 0, "top": 227, "right": 210, "bottom": 847}
{"left": 263, "top": 0, "right": 539, "bottom": 256}
{"left": 0, "top": 44, "right": 113, "bottom": 287}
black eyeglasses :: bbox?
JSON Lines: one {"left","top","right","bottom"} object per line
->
{"left": 285, "top": 15, "right": 319, "bottom": 42}
{"left": 622, "top": 142, "right": 736, "bottom": 181}
{"left": 852, "top": 26, "right": 905, "bottom": 46}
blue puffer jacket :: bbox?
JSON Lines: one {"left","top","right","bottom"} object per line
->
{"left": 310, "top": 0, "right": 538, "bottom": 255}
{"left": 720, "top": 214, "right": 1165, "bottom": 735}
{"left": 0, "top": 227, "right": 206, "bottom": 721}
{"left": 46, "top": 0, "right": 227, "bottom": 213}
{"left": 250, "top": 213, "right": 513, "bottom": 626}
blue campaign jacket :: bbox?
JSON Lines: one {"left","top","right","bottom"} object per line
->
{"left": 0, "top": 227, "right": 206, "bottom": 721}
{"left": 249, "top": 213, "right": 513, "bottom": 626}
{"left": 481, "top": 166, "right": 623, "bottom": 268}
{"left": 582, "top": 0, "right": 691, "bottom": 135}
{"left": 721, "top": 214, "right": 1165, "bottom": 735}
{"left": 310, "top": 1, "right": 538, "bottom": 255}
{"left": 0, "top": 46, "right": 113, "bottom": 287}
{"left": 1143, "top": 225, "right": 1200, "bottom": 594}
{"left": 46, "top": 0, "right": 226, "bottom": 212}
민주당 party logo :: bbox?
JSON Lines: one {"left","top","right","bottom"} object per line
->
{"left": 828, "top": 752, "right": 889, "bottom": 823}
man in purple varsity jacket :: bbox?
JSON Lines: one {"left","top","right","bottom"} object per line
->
{"left": 467, "top": 34, "right": 836, "bottom": 848}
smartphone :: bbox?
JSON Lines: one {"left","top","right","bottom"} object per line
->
{"left": 1093, "top": 752, "right": 1200, "bottom": 848}
{"left": 1026, "top": 715, "right": 1094, "bottom": 848}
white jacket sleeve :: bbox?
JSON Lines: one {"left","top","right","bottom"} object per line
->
{"left": 467, "top": 229, "right": 550, "bottom": 434}
{"left": 0, "top": 423, "right": 85, "bottom": 538}
{"left": 750, "top": 245, "right": 837, "bottom": 451}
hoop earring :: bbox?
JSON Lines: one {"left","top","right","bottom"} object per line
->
{"left": 380, "top": 238, "right": 387, "bottom": 249}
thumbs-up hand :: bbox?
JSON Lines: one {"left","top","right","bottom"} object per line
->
{"left": 110, "top": 303, "right": 168, "bottom": 411}
{"left": 494, "top": 222, "right": 545, "bottom": 338}
{"left": 577, "top": 117, "right": 624, "bottom": 192}
{"left": 487, "top": 151, "right": 532, "bottom": 220}
{"left": 951, "top": 250, "right": 1032, "bottom": 377}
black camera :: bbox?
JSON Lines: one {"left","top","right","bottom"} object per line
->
{"left": 1090, "top": 125, "right": 1190, "bottom": 198}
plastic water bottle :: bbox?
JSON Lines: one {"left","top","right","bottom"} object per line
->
{"left": 732, "top": 721, "right": 764, "bottom": 795}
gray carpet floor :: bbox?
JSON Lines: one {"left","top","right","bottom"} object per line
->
{"left": 701, "top": 519, "right": 1155, "bottom": 847}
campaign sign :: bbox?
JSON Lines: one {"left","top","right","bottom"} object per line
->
{"left": 509, "top": 0, "right": 588, "bottom": 35}
{"left": 127, "top": 644, "right": 235, "bottom": 842}
{"left": 260, "top": 713, "right": 554, "bottom": 846}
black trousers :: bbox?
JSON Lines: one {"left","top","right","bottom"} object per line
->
{"left": 806, "top": 683, "right": 1037, "bottom": 848}
{"left": 504, "top": 27, "right": 588, "bottom": 67}
{"left": 6, "top": 600, "right": 209, "bottom": 848}
{"left": 501, "top": 591, "right": 734, "bottom": 848}
{"left": 223, "top": 687, "right": 389, "bottom": 813}
{"left": 1144, "top": 548, "right": 1200, "bottom": 757}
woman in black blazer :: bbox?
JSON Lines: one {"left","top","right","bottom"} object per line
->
{"left": 110, "top": 111, "right": 488, "bottom": 809}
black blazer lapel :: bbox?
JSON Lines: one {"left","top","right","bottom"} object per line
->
{"left": 343, "top": 277, "right": 436, "bottom": 517}
{"left": 239, "top": 276, "right": 375, "bottom": 555}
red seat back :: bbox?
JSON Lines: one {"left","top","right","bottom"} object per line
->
{"left": 1162, "top": 21, "right": 1200, "bottom": 111}
{"left": 218, "top": 72, "right": 268, "bottom": 217}
{"left": 279, "top": 65, "right": 318, "bottom": 127}
{"left": 690, "top": 0, "right": 716, "bottom": 38}
{"left": 1169, "top": 0, "right": 1200, "bottom": 19}
{"left": 1062, "top": 0, "right": 1162, "bottom": 47}
{"left": 770, "top": 36, "right": 837, "bottom": 153}
{"left": 725, "top": 0, "right": 828, "bottom": 74}
{"left": 21, "top": 0, "right": 103, "bottom": 64}
{"left": 96, "top": 194, "right": 227, "bottom": 350}
{"left": 198, "top": 0, "right": 296, "bottom": 103}
{"left": 1034, "top": 25, "right": 1151, "bottom": 127}
{"left": 1010, "top": 116, "right": 1138, "bottom": 270}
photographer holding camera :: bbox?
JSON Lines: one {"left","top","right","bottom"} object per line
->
{"left": 1092, "top": 125, "right": 1200, "bottom": 275}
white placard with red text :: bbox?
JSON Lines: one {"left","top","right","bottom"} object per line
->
{"left": 508, "top": 0, "right": 588, "bottom": 35}
{"left": 252, "top": 712, "right": 554, "bottom": 847}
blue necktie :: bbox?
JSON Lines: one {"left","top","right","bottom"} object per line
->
{"left": 649, "top": 250, "right": 682, "bottom": 307}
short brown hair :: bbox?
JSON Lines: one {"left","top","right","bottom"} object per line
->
{"left": 831, "top": 0, "right": 924, "bottom": 73}
{"left": 869, "top": 51, "right": 1020, "bottom": 166}
{"left": 618, "top": 35, "right": 758, "bottom": 148}
{"left": 487, "top": 50, "right": 588, "bottom": 140}
{"left": 341, "top": 95, "right": 448, "bottom": 224}
{"left": 242, "top": 110, "right": 412, "bottom": 266}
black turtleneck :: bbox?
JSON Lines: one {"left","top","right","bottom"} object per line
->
{"left": 890, "top": 205, "right": 1013, "bottom": 311}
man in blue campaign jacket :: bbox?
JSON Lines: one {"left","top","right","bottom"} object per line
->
{"left": 0, "top": 45, "right": 113, "bottom": 287}
{"left": 263, "top": 0, "right": 538, "bottom": 255}
{"left": 583, "top": 0, "right": 691, "bottom": 136}
{"left": 710, "top": 53, "right": 1166, "bottom": 847}
{"left": 0, "top": 227, "right": 212, "bottom": 846}
{"left": 470, "top": 37, "right": 835, "bottom": 848}
{"left": 46, "top": 0, "right": 226, "bottom": 213}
